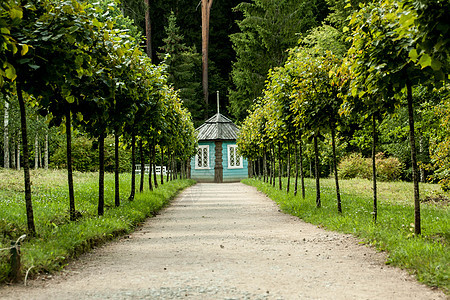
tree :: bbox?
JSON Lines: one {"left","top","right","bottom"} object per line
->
{"left": 345, "top": 0, "right": 431, "bottom": 234}
{"left": 157, "top": 11, "right": 203, "bottom": 125}
{"left": 202, "top": 0, "right": 213, "bottom": 115}
{"left": 229, "top": 0, "right": 329, "bottom": 121}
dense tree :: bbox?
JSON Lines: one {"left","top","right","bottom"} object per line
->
{"left": 229, "top": 0, "right": 329, "bottom": 121}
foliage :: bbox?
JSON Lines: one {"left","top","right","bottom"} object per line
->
{"left": 428, "top": 88, "right": 450, "bottom": 191}
{"left": 229, "top": 0, "right": 329, "bottom": 121}
{"left": 338, "top": 152, "right": 403, "bottom": 181}
{"left": 337, "top": 153, "right": 368, "bottom": 179}
{"left": 157, "top": 11, "right": 203, "bottom": 126}
{"left": 50, "top": 135, "right": 131, "bottom": 173}
{"left": 244, "top": 177, "right": 449, "bottom": 293}
{"left": 395, "top": 0, "right": 450, "bottom": 81}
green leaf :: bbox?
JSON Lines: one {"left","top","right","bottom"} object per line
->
{"left": 408, "top": 49, "right": 418, "bottom": 62}
{"left": 430, "top": 59, "right": 442, "bottom": 71}
{"left": 20, "top": 44, "right": 29, "bottom": 56}
{"left": 5, "top": 65, "right": 16, "bottom": 80}
{"left": 9, "top": 8, "right": 23, "bottom": 20}
{"left": 418, "top": 53, "right": 432, "bottom": 69}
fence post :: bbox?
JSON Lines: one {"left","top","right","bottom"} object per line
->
{"left": 8, "top": 235, "right": 26, "bottom": 283}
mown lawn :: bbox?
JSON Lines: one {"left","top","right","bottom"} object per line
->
{"left": 243, "top": 177, "right": 449, "bottom": 294}
{"left": 0, "top": 168, "right": 195, "bottom": 283}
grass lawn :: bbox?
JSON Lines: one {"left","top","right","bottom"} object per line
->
{"left": 0, "top": 168, "right": 195, "bottom": 283}
{"left": 243, "top": 177, "right": 449, "bottom": 294}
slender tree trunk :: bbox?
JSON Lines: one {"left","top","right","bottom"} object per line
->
{"left": 153, "top": 144, "right": 158, "bottom": 188}
{"left": 17, "top": 81, "right": 35, "bottom": 235}
{"left": 166, "top": 153, "right": 171, "bottom": 182}
{"left": 278, "top": 143, "right": 282, "bottom": 190}
{"left": 287, "top": 138, "right": 291, "bottom": 193}
{"left": 129, "top": 134, "right": 136, "bottom": 201}
{"left": 139, "top": 139, "right": 145, "bottom": 192}
{"left": 3, "top": 100, "right": 9, "bottom": 168}
{"left": 201, "top": 0, "right": 213, "bottom": 117}
{"left": 263, "top": 149, "right": 267, "bottom": 183}
{"left": 114, "top": 132, "right": 120, "bottom": 207}
{"left": 406, "top": 79, "right": 421, "bottom": 235}
{"left": 294, "top": 141, "right": 298, "bottom": 196}
{"left": 66, "top": 110, "right": 76, "bottom": 221}
{"left": 160, "top": 146, "right": 164, "bottom": 185}
{"left": 272, "top": 147, "right": 276, "bottom": 187}
{"left": 419, "top": 135, "right": 425, "bottom": 182}
{"left": 299, "top": 139, "right": 305, "bottom": 199}
{"left": 16, "top": 138, "right": 20, "bottom": 170}
{"left": 314, "top": 132, "right": 321, "bottom": 208}
{"left": 34, "top": 130, "right": 38, "bottom": 170}
{"left": 148, "top": 147, "right": 153, "bottom": 191}
{"left": 11, "top": 141, "right": 15, "bottom": 169}
{"left": 98, "top": 132, "right": 105, "bottom": 216}
{"left": 331, "top": 125, "right": 342, "bottom": 213}
{"left": 372, "top": 114, "right": 378, "bottom": 223}
{"left": 144, "top": 0, "right": 152, "bottom": 61}
{"left": 44, "top": 130, "right": 48, "bottom": 170}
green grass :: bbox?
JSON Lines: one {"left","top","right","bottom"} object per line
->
{"left": 0, "top": 168, "right": 195, "bottom": 283}
{"left": 243, "top": 177, "right": 449, "bottom": 294}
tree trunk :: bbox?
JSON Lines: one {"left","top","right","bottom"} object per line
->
{"left": 16, "top": 138, "right": 20, "bottom": 170}
{"left": 148, "top": 147, "right": 153, "bottom": 191}
{"left": 286, "top": 138, "right": 291, "bottom": 194}
{"left": 153, "top": 144, "right": 158, "bottom": 188}
{"left": 419, "top": 135, "right": 425, "bottom": 182}
{"left": 98, "top": 132, "right": 105, "bottom": 216}
{"left": 372, "top": 114, "right": 378, "bottom": 222}
{"left": 314, "top": 132, "right": 321, "bottom": 208}
{"left": 294, "top": 141, "right": 298, "bottom": 196}
{"left": 129, "top": 134, "right": 136, "bottom": 201}
{"left": 263, "top": 149, "right": 267, "bottom": 183}
{"left": 272, "top": 147, "right": 276, "bottom": 187}
{"left": 11, "top": 141, "right": 15, "bottom": 169}
{"left": 3, "top": 100, "right": 9, "bottom": 168}
{"left": 114, "top": 132, "right": 120, "bottom": 207}
{"left": 34, "top": 130, "right": 38, "bottom": 170}
{"left": 160, "top": 146, "right": 164, "bottom": 185}
{"left": 331, "top": 125, "right": 342, "bottom": 213}
{"left": 44, "top": 130, "right": 48, "bottom": 170}
{"left": 166, "top": 153, "right": 171, "bottom": 182}
{"left": 144, "top": 0, "right": 152, "bottom": 61}
{"left": 17, "top": 81, "right": 36, "bottom": 235}
{"left": 66, "top": 110, "right": 76, "bottom": 221}
{"left": 201, "top": 0, "right": 213, "bottom": 117}
{"left": 299, "top": 139, "right": 305, "bottom": 199}
{"left": 278, "top": 143, "right": 282, "bottom": 190}
{"left": 139, "top": 139, "right": 145, "bottom": 192}
{"left": 406, "top": 79, "right": 421, "bottom": 235}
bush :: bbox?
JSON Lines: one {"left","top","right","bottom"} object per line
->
{"left": 50, "top": 135, "right": 131, "bottom": 172}
{"left": 375, "top": 153, "right": 404, "bottom": 181}
{"left": 338, "top": 152, "right": 403, "bottom": 181}
{"left": 337, "top": 153, "right": 370, "bottom": 179}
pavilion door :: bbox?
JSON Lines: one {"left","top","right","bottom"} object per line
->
{"left": 214, "top": 141, "right": 223, "bottom": 183}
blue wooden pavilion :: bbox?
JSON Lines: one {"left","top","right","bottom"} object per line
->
{"left": 190, "top": 112, "right": 248, "bottom": 183}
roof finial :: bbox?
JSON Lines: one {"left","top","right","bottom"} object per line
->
{"left": 216, "top": 90, "right": 220, "bottom": 115}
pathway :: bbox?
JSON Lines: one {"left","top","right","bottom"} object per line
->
{"left": 0, "top": 183, "right": 446, "bottom": 299}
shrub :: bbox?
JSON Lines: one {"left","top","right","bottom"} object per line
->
{"left": 337, "top": 153, "right": 370, "bottom": 179}
{"left": 50, "top": 135, "right": 131, "bottom": 172}
{"left": 375, "top": 153, "right": 404, "bottom": 181}
{"left": 338, "top": 152, "right": 403, "bottom": 181}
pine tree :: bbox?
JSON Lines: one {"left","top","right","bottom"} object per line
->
{"left": 157, "top": 12, "right": 203, "bottom": 126}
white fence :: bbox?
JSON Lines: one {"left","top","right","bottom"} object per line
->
{"left": 134, "top": 164, "right": 167, "bottom": 175}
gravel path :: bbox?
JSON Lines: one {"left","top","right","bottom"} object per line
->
{"left": 0, "top": 183, "right": 446, "bottom": 299}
